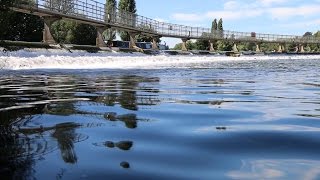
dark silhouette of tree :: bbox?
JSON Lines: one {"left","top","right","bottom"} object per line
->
{"left": 0, "top": 0, "right": 43, "bottom": 41}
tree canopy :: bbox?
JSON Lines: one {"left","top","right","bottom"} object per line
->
{"left": 118, "top": 0, "right": 137, "bottom": 41}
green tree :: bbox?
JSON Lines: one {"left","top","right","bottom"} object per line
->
{"left": 45, "top": 0, "right": 75, "bottom": 14}
{"left": 0, "top": 0, "right": 43, "bottom": 42}
{"left": 103, "top": 0, "right": 117, "bottom": 42}
{"left": 195, "top": 39, "right": 209, "bottom": 50}
{"left": 218, "top": 18, "right": 223, "bottom": 31}
{"left": 135, "top": 24, "right": 160, "bottom": 43}
{"left": 70, "top": 23, "right": 97, "bottom": 45}
{"left": 118, "top": 0, "right": 137, "bottom": 41}
{"left": 105, "top": 0, "right": 117, "bottom": 22}
{"left": 172, "top": 43, "right": 182, "bottom": 50}
{"left": 211, "top": 19, "right": 217, "bottom": 32}
{"left": 51, "top": 20, "right": 76, "bottom": 43}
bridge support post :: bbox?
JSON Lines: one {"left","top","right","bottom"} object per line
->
{"left": 209, "top": 40, "right": 215, "bottom": 52}
{"left": 294, "top": 45, "right": 299, "bottom": 53}
{"left": 299, "top": 44, "right": 305, "bottom": 53}
{"left": 129, "top": 32, "right": 138, "bottom": 49}
{"left": 232, "top": 43, "right": 238, "bottom": 52}
{"left": 96, "top": 27, "right": 107, "bottom": 47}
{"left": 152, "top": 38, "right": 159, "bottom": 50}
{"left": 42, "top": 16, "right": 60, "bottom": 44}
{"left": 255, "top": 43, "right": 261, "bottom": 52}
{"left": 181, "top": 38, "right": 188, "bottom": 51}
{"left": 281, "top": 44, "right": 286, "bottom": 53}
{"left": 277, "top": 45, "right": 283, "bottom": 53}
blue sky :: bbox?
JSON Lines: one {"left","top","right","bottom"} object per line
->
{"left": 99, "top": 0, "right": 320, "bottom": 47}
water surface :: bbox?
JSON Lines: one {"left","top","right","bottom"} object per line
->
{"left": 0, "top": 57, "right": 320, "bottom": 179}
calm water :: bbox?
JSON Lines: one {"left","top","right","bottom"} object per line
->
{"left": 0, "top": 57, "right": 320, "bottom": 179}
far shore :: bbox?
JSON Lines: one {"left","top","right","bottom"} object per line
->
{"left": 2, "top": 40, "right": 320, "bottom": 57}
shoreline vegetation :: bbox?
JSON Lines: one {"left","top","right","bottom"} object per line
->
{"left": 2, "top": 40, "right": 320, "bottom": 56}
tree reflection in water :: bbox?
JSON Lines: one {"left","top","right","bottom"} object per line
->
{"left": 104, "top": 113, "right": 138, "bottom": 129}
{"left": 104, "top": 141, "right": 133, "bottom": 151}
{"left": 0, "top": 74, "right": 160, "bottom": 177}
{"left": 52, "top": 123, "right": 81, "bottom": 164}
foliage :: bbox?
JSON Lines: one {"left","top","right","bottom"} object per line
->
{"left": 70, "top": 23, "right": 97, "bottom": 45}
{"left": 172, "top": 40, "right": 197, "bottom": 50}
{"left": 45, "top": 0, "right": 75, "bottom": 14}
{"left": 118, "top": 0, "right": 136, "bottom": 13}
{"left": 0, "top": 0, "right": 13, "bottom": 10}
{"left": 211, "top": 19, "right": 217, "bottom": 33}
{"left": 51, "top": 20, "right": 96, "bottom": 45}
{"left": 103, "top": 28, "right": 116, "bottom": 41}
{"left": 303, "top": 32, "right": 313, "bottom": 37}
{"left": 0, "top": 0, "right": 43, "bottom": 42}
{"left": 104, "top": 0, "right": 117, "bottom": 41}
{"left": 51, "top": 20, "right": 76, "bottom": 43}
{"left": 195, "top": 39, "right": 209, "bottom": 50}
{"left": 118, "top": 0, "right": 137, "bottom": 41}
{"left": 218, "top": 18, "right": 223, "bottom": 31}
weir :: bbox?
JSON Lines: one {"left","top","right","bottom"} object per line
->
{"left": 9, "top": 0, "right": 320, "bottom": 51}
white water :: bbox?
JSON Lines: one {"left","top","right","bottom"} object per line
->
{"left": 1, "top": 49, "right": 320, "bottom": 70}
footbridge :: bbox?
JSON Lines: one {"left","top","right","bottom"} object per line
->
{"left": 11, "top": 0, "right": 320, "bottom": 52}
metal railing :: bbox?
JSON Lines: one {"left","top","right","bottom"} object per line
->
{"left": 13, "top": 0, "right": 320, "bottom": 44}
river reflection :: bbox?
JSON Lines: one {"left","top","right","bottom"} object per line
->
{"left": 227, "top": 159, "right": 320, "bottom": 179}
{"left": 0, "top": 74, "right": 159, "bottom": 178}
{"left": 0, "top": 58, "right": 320, "bottom": 179}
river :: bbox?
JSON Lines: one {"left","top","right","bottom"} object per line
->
{"left": 0, "top": 52, "right": 320, "bottom": 179}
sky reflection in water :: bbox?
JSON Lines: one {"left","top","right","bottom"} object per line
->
{"left": 0, "top": 58, "right": 319, "bottom": 179}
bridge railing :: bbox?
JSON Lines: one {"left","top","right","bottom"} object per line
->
{"left": 14, "top": 0, "right": 320, "bottom": 44}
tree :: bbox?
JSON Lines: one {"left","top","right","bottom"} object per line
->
{"left": 70, "top": 23, "right": 97, "bottom": 45}
{"left": 45, "top": 0, "right": 75, "bottom": 14}
{"left": 218, "top": 18, "right": 223, "bottom": 31}
{"left": 0, "top": 0, "right": 43, "bottom": 42}
{"left": 303, "top": 32, "right": 313, "bottom": 37}
{"left": 135, "top": 24, "right": 160, "bottom": 43}
{"left": 0, "top": 0, "right": 13, "bottom": 10}
{"left": 211, "top": 19, "right": 218, "bottom": 32}
{"left": 118, "top": 0, "right": 137, "bottom": 41}
{"left": 195, "top": 39, "right": 209, "bottom": 50}
{"left": 51, "top": 20, "right": 76, "bottom": 43}
{"left": 103, "top": 29, "right": 116, "bottom": 41}
{"left": 103, "top": 0, "right": 117, "bottom": 42}
{"left": 217, "top": 18, "right": 224, "bottom": 38}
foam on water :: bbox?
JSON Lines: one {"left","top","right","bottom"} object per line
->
{"left": 1, "top": 49, "right": 320, "bottom": 70}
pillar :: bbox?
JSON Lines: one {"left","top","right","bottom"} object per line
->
{"left": 129, "top": 32, "right": 138, "bottom": 49}
{"left": 209, "top": 40, "right": 215, "bottom": 52}
{"left": 96, "top": 27, "right": 107, "bottom": 47}
{"left": 255, "top": 43, "right": 260, "bottom": 52}
{"left": 294, "top": 45, "right": 299, "bottom": 53}
{"left": 233, "top": 43, "right": 238, "bottom": 52}
{"left": 277, "top": 45, "right": 283, "bottom": 53}
{"left": 281, "top": 44, "right": 286, "bottom": 52}
{"left": 152, "top": 38, "right": 158, "bottom": 50}
{"left": 299, "top": 44, "right": 305, "bottom": 53}
{"left": 181, "top": 38, "right": 188, "bottom": 51}
{"left": 42, "top": 16, "right": 60, "bottom": 44}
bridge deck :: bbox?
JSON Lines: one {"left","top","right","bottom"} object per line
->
{"left": 12, "top": 0, "right": 320, "bottom": 44}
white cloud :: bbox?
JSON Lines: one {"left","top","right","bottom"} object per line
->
{"left": 206, "top": 9, "right": 264, "bottom": 20}
{"left": 223, "top": 1, "right": 239, "bottom": 10}
{"left": 154, "top": 18, "right": 167, "bottom": 22}
{"left": 171, "top": 13, "right": 203, "bottom": 22}
{"left": 260, "top": 0, "right": 289, "bottom": 6}
{"left": 269, "top": 5, "right": 320, "bottom": 20}
{"left": 280, "top": 19, "right": 320, "bottom": 28}
{"left": 171, "top": 1, "right": 320, "bottom": 22}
